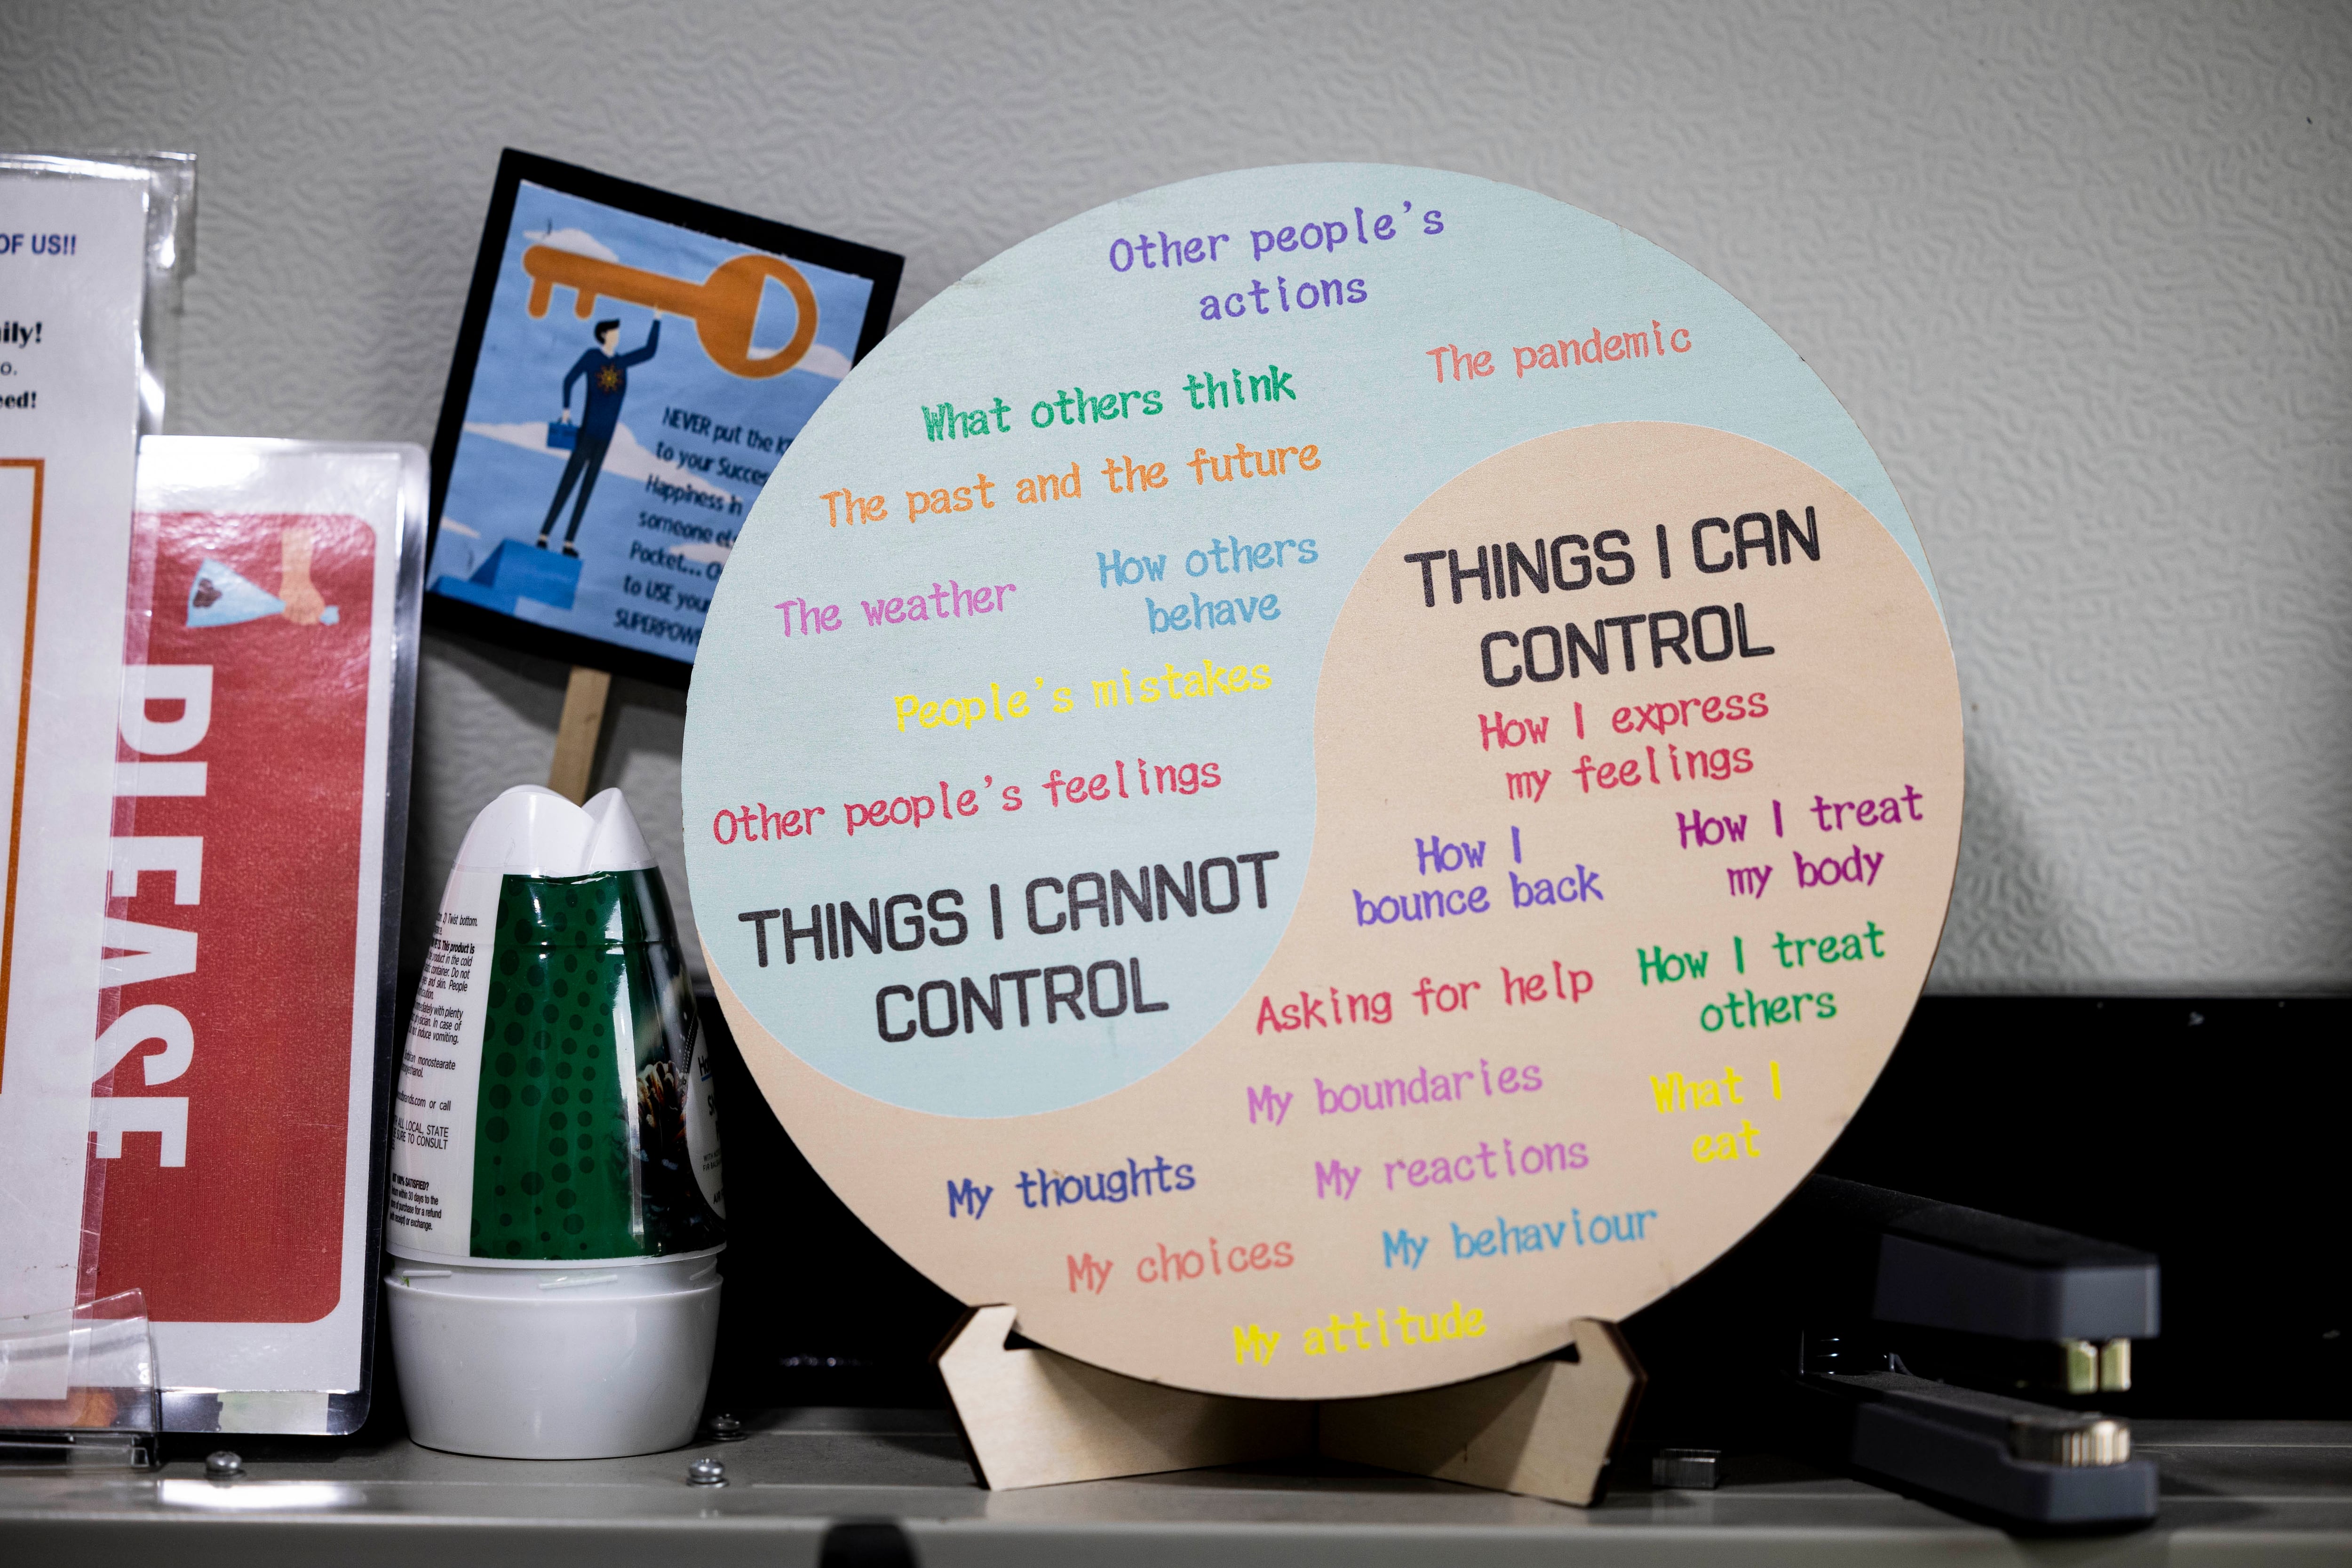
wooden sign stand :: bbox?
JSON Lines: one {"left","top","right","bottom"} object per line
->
{"left": 547, "top": 664, "right": 611, "bottom": 804}
{"left": 935, "top": 1306, "right": 1645, "bottom": 1506}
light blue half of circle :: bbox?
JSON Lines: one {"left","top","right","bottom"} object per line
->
{"left": 683, "top": 163, "right": 1938, "bottom": 1120}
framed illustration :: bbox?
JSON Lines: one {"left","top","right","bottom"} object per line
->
{"left": 425, "top": 150, "right": 900, "bottom": 687}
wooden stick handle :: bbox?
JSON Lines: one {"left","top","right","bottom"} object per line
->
{"left": 548, "top": 665, "right": 612, "bottom": 804}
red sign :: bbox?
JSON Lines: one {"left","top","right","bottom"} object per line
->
{"left": 91, "top": 510, "right": 377, "bottom": 1323}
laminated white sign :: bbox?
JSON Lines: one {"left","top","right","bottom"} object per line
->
{"left": 0, "top": 159, "right": 149, "bottom": 1390}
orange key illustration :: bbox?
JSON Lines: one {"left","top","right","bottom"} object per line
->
{"left": 522, "top": 247, "right": 818, "bottom": 379}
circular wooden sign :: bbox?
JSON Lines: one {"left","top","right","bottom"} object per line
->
{"left": 684, "top": 166, "right": 1961, "bottom": 1398}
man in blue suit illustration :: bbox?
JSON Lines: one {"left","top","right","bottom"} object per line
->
{"left": 538, "top": 315, "right": 660, "bottom": 555}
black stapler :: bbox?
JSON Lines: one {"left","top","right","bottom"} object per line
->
{"left": 1768, "top": 1176, "right": 2160, "bottom": 1528}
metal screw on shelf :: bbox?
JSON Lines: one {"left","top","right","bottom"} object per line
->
{"left": 687, "top": 1457, "right": 727, "bottom": 1487}
{"left": 707, "top": 1413, "right": 746, "bottom": 1442}
{"left": 204, "top": 1450, "right": 244, "bottom": 1480}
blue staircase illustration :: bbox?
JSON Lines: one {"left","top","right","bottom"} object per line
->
{"left": 434, "top": 539, "right": 582, "bottom": 615}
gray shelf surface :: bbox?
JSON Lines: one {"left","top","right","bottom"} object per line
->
{"left": 3, "top": 1409, "right": 2348, "bottom": 1565}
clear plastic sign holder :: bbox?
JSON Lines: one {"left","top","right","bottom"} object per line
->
{"left": 85, "top": 437, "right": 427, "bottom": 1438}
{"left": 0, "top": 151, "right": 196, "bottom": 432}
{"left": 0, "top": 1289, "right": 160, "bottom": 1469}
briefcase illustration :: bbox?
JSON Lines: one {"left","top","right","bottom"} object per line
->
{"left": 546, "top": 419, "right": 577, "bottom": 451}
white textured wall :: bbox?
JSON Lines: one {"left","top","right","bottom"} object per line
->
{"left": 8, "top": 0, "right": 2347, "bottom": 990}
